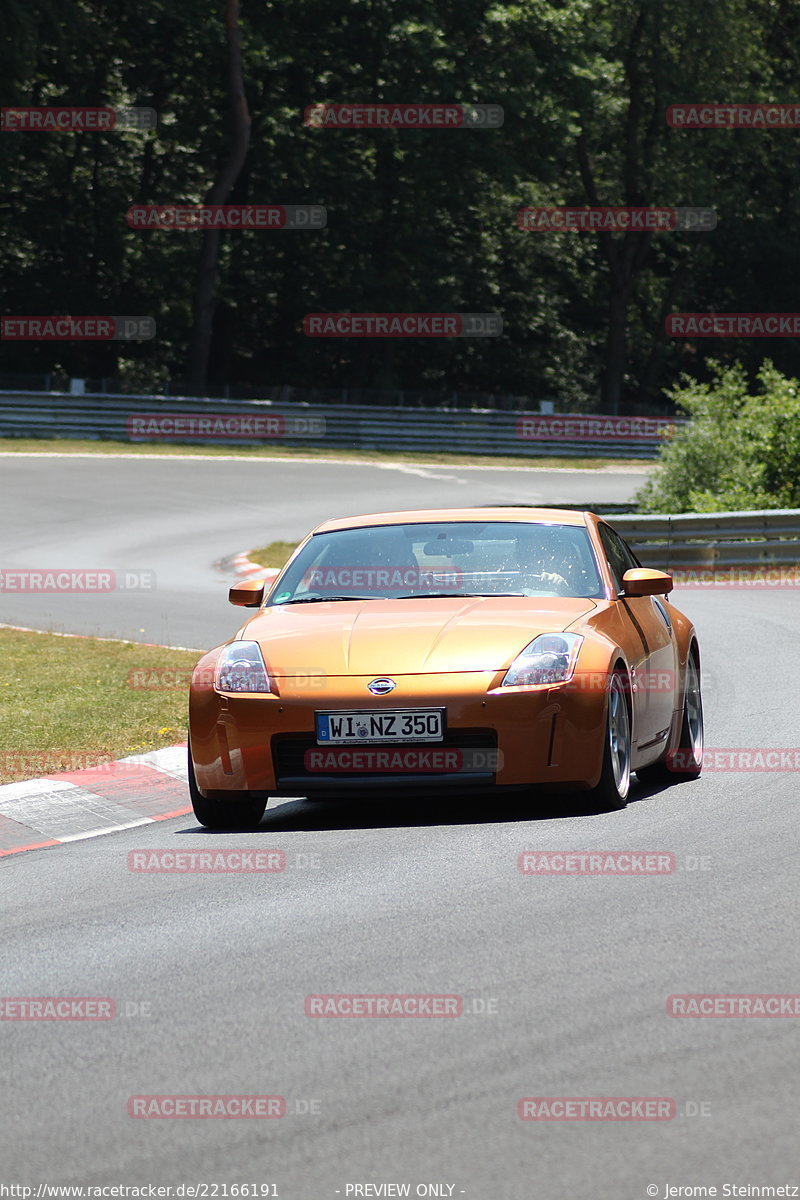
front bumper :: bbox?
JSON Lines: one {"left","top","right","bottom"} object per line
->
{"left": 189, "top": 668, "right": 608, "bottom": 798}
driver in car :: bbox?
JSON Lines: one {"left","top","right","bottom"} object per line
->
{"left": 514, "top": 529, "right": 575, "bottom": 594}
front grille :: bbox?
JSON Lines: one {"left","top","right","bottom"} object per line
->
{"left": 273, "top": 729, "right": 497, "bottom": 782}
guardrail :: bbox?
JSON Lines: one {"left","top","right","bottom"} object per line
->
{"left": 613, "top": 509, "right": 800, "bottom": 569}
{"left": 0, "top": 391, "right": 674, "bottom": 459}
{"left": 0, "top": 391, "right": 792, "bottom": 563}
{"left": 0, "top": 375, "right": 560, "bottom": 411}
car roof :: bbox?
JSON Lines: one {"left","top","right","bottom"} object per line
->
{"left": 312, "top": 507, "right": 595, "bottom": 533}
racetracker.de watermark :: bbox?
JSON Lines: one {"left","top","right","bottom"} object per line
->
{"left": 305, "top": 994, "right": 462, "bottom": 1017}
{"left": 671, "top": 568, "right": 800, "bottom": 588}
{"left": 129, "top": 667, "right": 327, "bottom": 690}
{"left": 517, "top": 415, "right": 675, "bottom": 441}
{"left": 303, "top": 313, "right": 502, "bottom": 337}
{"left": 304, "top": 748, "right": 501, "bottom": 773}
{"left": 666, "top": 313, "right": 800, "bottom": 337}
{"left": 128, "top": 1096, "right": 285, "bottom": 1118}
{"left": 0, "top": 997, "right": 115, "bottom": 1020}
{"left": 301, "top": 565, "right": 464, "bottom": 593}
{"left": 671, "top": 749, "right": 800, "bottom": 772}
{"left": 1, "top": 316, "right": 155, "bottom": 341}
{"left": 518, "top": 1097, "right": 675, "bottom": 1120}
{"left": 667, "top": 994, "right": 800, "bottom": 1017}
{"left": 518, "top": 851, "right": 675, "bottom": 874}
{"left": 127, "top": 204, "right": 326, "bottom": 229}
{"left": 518, "top": 206, "right": 716, "bottom": 231}
{"left": 565, "top": 670, "right": 681, "bottom": 694}
{"left": 304, "top": 103, "right": 503, "bottom": 128}
{"left": 667, "top": 103, "right": 800, "bottom": 128}
{"left": 2, "top": 752, "right": 115, "bottom": 776}
{"left": 0, "top": 569, "right": 155, "bottom": 592}
{"left": 127, "top": 849, "right": 286, "bottom": 873}
{"left": 126, "top": 414, "right": 325, "bottom": 440}
{"left": 1, "top": 106, "right": 156, "bottom": 131}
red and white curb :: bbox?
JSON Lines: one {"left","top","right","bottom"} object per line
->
{"left": 227, "top": 552, "right": 280, "bottom": 582}
{"left": 231, "top": 552, "right": 267, "bottom": 578}
{"left": 0, "top": 552, "right": 280, "bottom": 861}
{"left": 0, "top": 744, "right": 191, "bottom": 859}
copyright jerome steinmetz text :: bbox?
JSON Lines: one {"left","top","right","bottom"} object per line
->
{"left": 647, "top": 1187, "right": 799, "bottom": 1198}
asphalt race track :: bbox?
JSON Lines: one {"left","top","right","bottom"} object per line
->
{"left": 0, "top": 453, "right": 648, "bottom": 646}
{"left": 1, "top": 453, "right": 798, "bottom": 1197}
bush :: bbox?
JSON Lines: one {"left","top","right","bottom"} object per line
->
{"left": 636, "top": 360, "right": 800, "bottom": 513}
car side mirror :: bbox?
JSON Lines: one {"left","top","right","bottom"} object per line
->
{"left": 229, "top": 578, "right": 267, "bottom": 607}
{"left": 622, "top": 568, "right": 673, "bottom": 597}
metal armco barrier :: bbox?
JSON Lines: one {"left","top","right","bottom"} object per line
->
{"left": 613, "top": 510, "right": 800, "bottom": 569}
{"left": 1, "top": 392, "right": 793, "bottom": 564}
{"left": 0, "top": 391, "right": 674, "bottom": 459}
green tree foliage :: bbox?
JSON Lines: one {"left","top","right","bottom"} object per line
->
{"left": 1, "top": 0, "right": 799, "bottom": 408}
{"left": 636, "top": 360, "right": 800, "bottom": 512}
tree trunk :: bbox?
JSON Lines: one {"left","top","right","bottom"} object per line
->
{"left": 186, "top": 0, "right": 251, "bottom": 394}
{"left": 637, "top": 258, "right": 690, "bottom": 406}
{"left": 603, "top": 281, "right": 630, "bottom": 414}
{"left": 576, "top": 7, "right": 659, "bottom": 415}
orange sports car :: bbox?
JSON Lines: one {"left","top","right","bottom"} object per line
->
{"left": 188, "top": 507, "right": 703, "bottom": 827}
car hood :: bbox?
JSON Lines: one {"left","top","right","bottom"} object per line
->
{"left": 241, "top": 595, "right": 597, "bottom": 676}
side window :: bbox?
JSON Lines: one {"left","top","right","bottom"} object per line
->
{"left": 620, "top": 535, "right": 642, "bottom": 568}
{"left": 599, "top": 525, "right": 639, "bottom": 593}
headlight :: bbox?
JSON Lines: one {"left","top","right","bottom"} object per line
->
{"left": 501, "top": 633, "right": 583, "bottom": 687}
{"left": 214, "top": 641, "right": 272, "bottom": 693}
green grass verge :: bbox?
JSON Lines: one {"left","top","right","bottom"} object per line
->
{"left": 0, "top": 436, "right": 652, "bottom": 471}
{"left": 0, "top": 628, "right": 199, "bottom": 784}
{"left": 247, "top": 541, "right": 300, "bottom": 569}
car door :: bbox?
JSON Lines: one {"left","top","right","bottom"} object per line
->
{"left": 598, "top": 524, "right": 678, "bottom": 750}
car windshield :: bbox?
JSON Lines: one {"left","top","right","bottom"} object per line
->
{"left": 267, "top": 520, "right": 603, "bottom": 603}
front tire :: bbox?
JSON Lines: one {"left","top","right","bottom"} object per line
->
{"left": 188, "top": 750, "right": 267, "bottom": 830}
{"left": 589, "top": 669, "right": 632, "bottom": 810}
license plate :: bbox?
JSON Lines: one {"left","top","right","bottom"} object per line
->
{"left": 315, "top": 709, "right": 444, "bottom": 745}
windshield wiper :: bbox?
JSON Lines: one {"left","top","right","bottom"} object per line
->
{"left": 279, "top": 591, "right": 529, "bottom": 604}
{"left": 394, "top": 591, "right": 526, "bottom": 599}
{"left": 278, "top": 594, "right": 379, "bottom": 604}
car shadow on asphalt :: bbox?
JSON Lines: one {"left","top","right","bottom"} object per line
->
{"left": 175, "top": 778, "right": 677, "bottom": 834}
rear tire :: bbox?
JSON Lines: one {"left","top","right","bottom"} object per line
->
{"left": 636, "top": 651, "right": 703, "bottom": 785}
{"left": 588, "top": 669, "right": 632, "bottom": 810}
{"left": 188, "top": 750, "right": 267, "bottom": 830}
